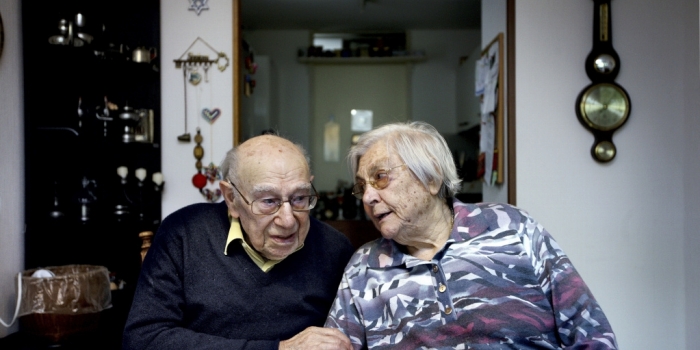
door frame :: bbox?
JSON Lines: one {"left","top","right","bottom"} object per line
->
{"left": 231, "top": 0, "right": 517, "bottom": 203}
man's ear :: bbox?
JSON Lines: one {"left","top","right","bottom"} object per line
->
{"left": 309, "top": 175, "right": 315, "bottom": 182}
{"left": 219, "top": 180, "right": 240, "bottom": 218}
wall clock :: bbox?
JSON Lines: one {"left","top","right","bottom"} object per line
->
{"left": 576, "top": 0, "right": 630, "bottom": 162}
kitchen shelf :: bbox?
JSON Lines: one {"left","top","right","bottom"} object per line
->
{"left": 22, "top": 0, "right": 162, "bottom": 258}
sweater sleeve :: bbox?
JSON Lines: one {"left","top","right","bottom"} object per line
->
{"left": 524, "top": 211, "right": 618, "bottom": 349}
{"left": 122, "top": 212, "right": 279, "bottom": 350}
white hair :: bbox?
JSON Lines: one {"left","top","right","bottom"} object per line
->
{"left": 347, "top": 121, "right": 461, "bottom": 199}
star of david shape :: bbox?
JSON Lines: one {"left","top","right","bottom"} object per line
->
{"left": 189, "top": 0, "right": 209, "bottom": 15}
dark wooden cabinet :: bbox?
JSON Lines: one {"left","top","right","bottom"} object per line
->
{"left": 19, "top": 1, "right": 161, "bottom": 347}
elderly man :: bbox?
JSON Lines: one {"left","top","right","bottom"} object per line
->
{"left": 123, "top": 135, "right": 354, "bottom": 350}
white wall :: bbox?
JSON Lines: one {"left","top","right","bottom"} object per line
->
{"left": 512, "top": 0, "right": 699, "bottom": 349}
{"left": 160, "top": 0, "right": 234, "bottom": 217}
{"left": 682, "top": 0, "right": 700, "bottom": 346}
{"left": 0, "top": 0, "right": 23, "bottom": 337}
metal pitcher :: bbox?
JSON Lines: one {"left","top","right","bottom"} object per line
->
{"left": 132, "top": 46, "right": 157, "bottom": 63}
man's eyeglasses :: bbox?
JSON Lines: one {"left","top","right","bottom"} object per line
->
{"left": 228, "top": 180, "right": 319, "bottom": 215}
{"left": 351, "top": 164, "right": 406, "bottom": 199}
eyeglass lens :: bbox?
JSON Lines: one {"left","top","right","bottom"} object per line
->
{"left": 352, "top": 168, "right": 394, "bottom": 199}
{"left": 253, "top": 195, "right": 317, "bottom": 215}
{"left": 229, "top": 179, "right": 318, "bottom": 215}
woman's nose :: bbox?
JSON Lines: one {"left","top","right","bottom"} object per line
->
{"left": 362, "top": 184, "right": 381, "bottom": 206}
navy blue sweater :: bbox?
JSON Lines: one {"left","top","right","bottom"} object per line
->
{"left": 123, "top": 202, "right": 355, "bottom": 350}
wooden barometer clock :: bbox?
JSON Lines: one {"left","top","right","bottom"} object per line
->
{"left": 576, "top": 0, "right": 630, "bottom": 162}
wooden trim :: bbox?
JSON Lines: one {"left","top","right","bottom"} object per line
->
{"left": 232, "top": 0, "right": 241, "bottom": 146}
{"left": 507, "top": 0, "right": 516, "bottom": 205}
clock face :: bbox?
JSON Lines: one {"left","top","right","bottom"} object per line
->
{"left": 580, "top": 83, "right": 630, "bottom": 131}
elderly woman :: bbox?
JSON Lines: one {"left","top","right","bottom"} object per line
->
{"left": 324, "top": 121, "right": 617, "bottom": 349}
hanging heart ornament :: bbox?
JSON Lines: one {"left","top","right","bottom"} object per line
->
{"left": 202, "top": 108, "right": 221, "bottom": 124}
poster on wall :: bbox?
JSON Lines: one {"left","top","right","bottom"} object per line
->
{"left": 474, "top": 33, "right": 504, "bottom": 186}
{"left": 324, "top": 118, "right": 340, "bottom": 162}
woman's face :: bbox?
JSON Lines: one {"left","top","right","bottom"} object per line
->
{"left": 356, "top": 142, "right": 439, "bottom": 244}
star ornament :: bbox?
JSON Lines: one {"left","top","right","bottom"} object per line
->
{"left": 189, "top": 0, "right": 209, "bottom": 15}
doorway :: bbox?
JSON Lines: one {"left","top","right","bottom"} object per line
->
{"left": 234, "top": 0, "right": 515, "bottom": 203}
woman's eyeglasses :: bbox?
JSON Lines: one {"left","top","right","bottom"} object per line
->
{"left": 351, "top": 164, "right": 405, "bottom": 199}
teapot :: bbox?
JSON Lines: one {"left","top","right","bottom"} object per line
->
{"left": 132, "top": 46, "right": 157, "bottom": 63}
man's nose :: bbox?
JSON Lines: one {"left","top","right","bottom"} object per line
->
{"left": 274, "top": 202, "right": 296, "bottom": 227}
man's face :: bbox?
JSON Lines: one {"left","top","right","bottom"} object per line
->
{"left": 221, "top": 136, "right": 313, "bottom": 260}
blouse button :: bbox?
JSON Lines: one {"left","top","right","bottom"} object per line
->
{"left": 445, "top": 306, "right": 453, "bottom": 315}
{"left": 432, "top": 265, "right": 439, "bottom": 273}
{"left": 438, "top": 284, "right": 447, "bottom": 293}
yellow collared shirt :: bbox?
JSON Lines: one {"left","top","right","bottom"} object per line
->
{"left": 224, "top": 216, "right": 303, "bottom": 272}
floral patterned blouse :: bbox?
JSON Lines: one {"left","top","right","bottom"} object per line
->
{"left": 325, "top": 200, "right": 617, "bottom": 349}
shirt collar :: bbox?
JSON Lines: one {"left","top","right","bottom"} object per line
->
{"left": 366, "top": 198, "right": 488, "bottom": 269}
{"left": 224, "top": 216, "right": 303, "bottom": 272}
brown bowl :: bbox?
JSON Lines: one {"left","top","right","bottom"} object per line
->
{"left": 19, "top": 312, "right": 102, "bottom": 344}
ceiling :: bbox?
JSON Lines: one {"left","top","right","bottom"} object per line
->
{"left": 240, "top": 0, "right": 481, "bottom": 32}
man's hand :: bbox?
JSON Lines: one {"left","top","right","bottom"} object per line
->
{"left": 279, "top": 326, "right": 352, "bottom": 350}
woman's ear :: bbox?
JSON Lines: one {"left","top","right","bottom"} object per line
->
{"left": 428, "top": 180, "right": 441, "bottom": 196}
